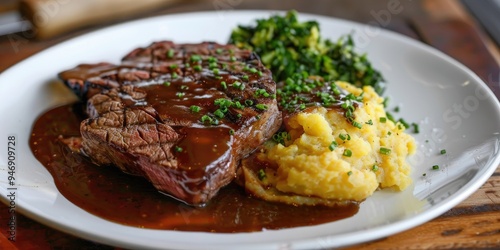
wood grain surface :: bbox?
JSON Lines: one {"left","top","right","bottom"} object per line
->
{"left": 0, "top": 0, "right": 499, "bottom": 249}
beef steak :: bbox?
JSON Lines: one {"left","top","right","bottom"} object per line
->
{"left": 59, "top": 42, "right": 282, "bottom": 206}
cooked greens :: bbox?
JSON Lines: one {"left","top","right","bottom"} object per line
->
{"left": 229, "top": 10, "right": 385, "bottom": 94}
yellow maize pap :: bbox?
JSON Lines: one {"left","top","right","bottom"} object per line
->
{"left": 249, "top": 81, "right": 416, "bottom": 202}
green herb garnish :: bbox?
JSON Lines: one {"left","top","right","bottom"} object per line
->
{"left": 193, "top": 65, "right": 202, "bottom": 71}
{"left": 343, "top": 149, "right": 352, "bottom": 157}
{"left": 229, "top": 10, "right": 385, "bottom": 94}
{"left": 255, "top": 104, "right": 268, "bottom": 110}
{"left": 329, "top": 141, "right": 338, "bottom": 151}
{"left": 258, "top": 169, "right": 267, "bottom": 180}
{"left": 273, "top": 131, "right": 291, "bottom": 145}
{"left": 189, "top": 105, "right": 201, "bottom": 113}
{"left": 380, "top": 147, "right": 391, "bottom": 155}
{"left": 167, "top": 49, "right": 175, "bottom": 58}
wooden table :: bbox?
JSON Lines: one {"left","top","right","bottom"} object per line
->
{"left": 1, "top": 0, "right": 499, "bottom": 249}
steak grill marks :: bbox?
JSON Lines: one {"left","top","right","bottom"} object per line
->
{"left": 59, "top": 41, "right": 282, "bottom": 206}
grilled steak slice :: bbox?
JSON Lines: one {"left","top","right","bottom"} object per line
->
{"left": 59, "top": 42, "right": 281, "bottom": 206}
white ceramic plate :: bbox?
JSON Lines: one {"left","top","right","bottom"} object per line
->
{"left": 1, "top": 11, "right": 499, "bottom": 250}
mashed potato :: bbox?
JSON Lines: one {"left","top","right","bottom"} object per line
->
{"left": 243, "top": 81, "right": 416, "bottom": 203}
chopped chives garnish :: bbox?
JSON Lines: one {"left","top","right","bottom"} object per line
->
{"left": 380, "top": 147, "right": 391, "bottom": 155}
{"left": 189, "top": 105, "right": 201, "bottom": 113}
{"left": 170, "top": 64, "right": 178, "bottom": 69}
{"left": 212, "top": 68, "right": 220, "bottom": 75}
{"left": 216, "top": 48, "right": 223, "bottom": 54}
{"left": 255, "top": 104, "right": 268, "bottom": 110}
{"left": 352, "top": 121, "right": 363, "bottom": 129}
{"left": 201, "top": 115, "right": 212, "bottom": 123}
{"left": 366, "top": 119, "right": 373, "bottom": 125}
{"left": 245, "top": 100, "right": 253, "bottom": 106}
{"left": 386, "top": 112, "right": 396, "bottom": 122}
{"left": 193, "top": 65, "right": 202, "bottom": 71}
{"left": 208, "top": 56, "right": 217, "bottom": 63}
{"left": 347, "top": 171, "right": 353, "bottom": 176}
{"left": 372, "top": 165, "right": 379, "bottom": 172}
{"left": 273, "top": 131, "right": 291, "bottom": 145}
{"left": 220, "top": 81, "right": 227, "bottom": 90}
{"left": 214, "top": 98, "right": 233, "bottom": 108}
{"left": 167, "top": 49, "right": 174, "bottom": 58}
{"left": 398, "top": 118, "right": 410, "bottom": 129}
{"left": 242, "top": 75, "right": 249, "bottom": 81}
{"left": 412, "top": 123, "right": 420, "bottom": 134}
{"left": 230, "top": 56, "right": 237, "bottom": 62}
{"left": 339, "top": 133, "right": 350, "bottom": 141}
{"left": 248, "top": 68, "right": 258, "bottom": 73}
{"left": 176, "top": 92, "right": 185, "bottom": 98}
{"left": 214, "top": 109, "right": 225, "bottom": 119}
{"left": 229, "top": 129, "right": 235, "bottom": 135}
{"left": 379, "top": 117, "right": 387, "bottom": 123}
{"left": 343, "top": 149, "right": 352, "bottom": 157}
{"left": 383, "top": 97, "right": 389, "bottom": 108}
{"left": 258, "top": 169, "right": 266, "bottom": 180}
{"left": 440, "top": 149, "right": 446, "bottom": 155}
{"left": 190, "top": 54, "right": 202, "bottom": 62}
{"left": 255, "top": 115, "right": 261, "bottom": 120}
{"left": 329, "top": 141, "right": 338, "bottom": 151}
{"left": 257, "top": 71, "right": 263, "bottom": 77}
{"left": 245, "top": 99, "right": 254, "bottom": 106}
{"left": 341, "top": 101, "right": 349, "bottom": 109}
{"left": 393, "top": 106, "right": 400, "bottom": 112}
{"left": 345, "top": 109, "right": 353, "bottom": 118}
{"left": 233, "top": 101, "right": 243, "bottom": 109}
{"left": 172, "top": 72, "right": 178, "bottom": 79}
{"left": 174, "top": 146, "right": 183, "bottom": 152}
{"left": 209, "top": 62, "right": 218, "bottom": 69}
{"left": 432, "top": 165, "right": 439, "bottom": 170}
{"left": 255, "top": 89, "right": 270, "bottom": 97}
{"left": 163, "top": 81, "right": 171, "bottom": 86}
{"left": 233, "top": 81, "right": 244, "bottom": 90}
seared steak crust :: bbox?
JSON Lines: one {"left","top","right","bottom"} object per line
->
{"left": 59, "top": 42, "right": 281, "bottom": 206}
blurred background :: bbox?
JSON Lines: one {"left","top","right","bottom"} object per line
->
{"left": 0, "top": 0, "right": 499, "bottom": 91}
{"left": 0, "top": 0, "right": 499, "bottom": 249}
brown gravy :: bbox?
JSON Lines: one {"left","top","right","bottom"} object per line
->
{"left": 29, "top": 103, "right": 358, "bottom": 232}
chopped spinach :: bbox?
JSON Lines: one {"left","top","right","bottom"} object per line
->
{"left": 229, "top": 10, "right": 385, "bottom": 94}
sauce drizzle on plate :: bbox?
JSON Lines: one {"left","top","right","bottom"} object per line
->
{"left": 30, "top": 103, "right": 358, "bottom": 232}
